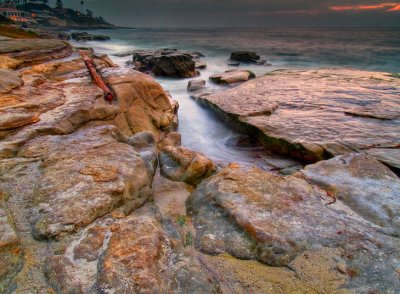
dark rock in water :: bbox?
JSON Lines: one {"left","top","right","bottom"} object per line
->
{"left": 187, "top": 79, "right": 206, "bottom": 92}
{"left": 230, "top": 51, "right": 260, "bottom": 63}
{"left": 229, "top": 62, "right": 240, "bottom": 66}
{"left": 132, "top": 49, "right": 198, "bottom": 78}
{"left": 71, "top": 32, "right": 110, "bottom": 42}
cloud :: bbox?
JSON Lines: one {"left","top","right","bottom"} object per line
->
{"left": 330, "top": 2, "right": 400, "bottom": 12}
{"left": 61, "top": 0, "right": 400, "bottom": 27}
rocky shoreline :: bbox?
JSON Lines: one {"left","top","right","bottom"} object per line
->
{"left": 0, "top": 32, "right": 399, "bottom": 293}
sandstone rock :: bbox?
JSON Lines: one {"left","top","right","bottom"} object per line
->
{"left": 0, "top": 204, "right": 23, "bottom": 293}
{"left": 0, "top": 55, "right": 22, "bottom": 70}
{"left": 160, "top": 146, "right": 216, "bottom": 185}
{"left": 187, "top": 79, "right": 206, "bottom": 92}
{"left": 209, "top": 70, "right": 255, "bottom": 84}
{"left": 108, "top": 71, "right": 178, "bottom": 139}
{"left": 187, "top": 164, "right": 400, "bottom": 292}
{"left": 71, "top": 32, "right": 110, "bottom": 42}
{"left": 230, "top": 51, "right": 260, "bottom": 63}
{"left": 300, "top": 153, "right": 400, "bottom": 237}
{"left": 159, "top": 131, "right": 181, "bottom": 148}
{"left": 197, "top": 69, "right": 400, "bottom": 167}
{"left": 0, "top": 69, "right": 23, "bottom": 93}
{"left": 20, "top": 125, "right": 152, "bottom": 240}
{"left": 0, "top": 39, "right": 72, "bottom": 66}
{"left": 44, "top": 204, "right": 219, "bottom": 293}
{"left": 132, "top": 49, "right": 198, "bottom": 78}
{"left": 22, "top": 58, "right": 86, "bottom": 81}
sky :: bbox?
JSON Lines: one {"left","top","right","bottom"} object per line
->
{"left": 60, "top": 0, "right": 400, "bottom": 27}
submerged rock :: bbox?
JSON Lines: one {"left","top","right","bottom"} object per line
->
{"left": 209, "top": 70, "right": 256, "bottom": 84}
{"left": 197, "top": 68, "right": 400, "bottom": 168}
{"left": 187, "top": 164, "right": 400, "bottom": 292}
{"left": 230, "top": 51, "right": 260, "bottom": 63}
{"left": 132, "top": 49, "right": 198, "bottom": 78}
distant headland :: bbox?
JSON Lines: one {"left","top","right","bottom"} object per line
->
{"left": 0, "top": 0, "right": 117, "bottom": 29}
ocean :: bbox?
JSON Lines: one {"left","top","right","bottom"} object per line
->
{"left": 71, "top": 27, "right": 400, "bottom": 169}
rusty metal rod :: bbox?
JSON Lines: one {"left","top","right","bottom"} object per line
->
{"left": 80, "top": 51, "right": 114, "bottom": 103}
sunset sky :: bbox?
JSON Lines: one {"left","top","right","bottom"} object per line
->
{"left": 61, "top": 0, "right": 400, "bottom": 27}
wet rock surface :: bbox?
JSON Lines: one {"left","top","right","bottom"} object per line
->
{"left": 197, "top": 69, "right": 400, "bottom": 168}
{"left": 187, "top": 163, "right": 400, "bottom": 293}
{"left": 132, "top": 48, "right": 200, "bottom": 78}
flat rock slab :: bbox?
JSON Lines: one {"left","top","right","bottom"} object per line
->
{"left": 0, "top": 39, "right": 72, "bottom": 66}
{"left": 197, "top": 69, "right": 400, "bottom": 168}
{"left": 187, "top": 163, "right": 400, "bottom": 292}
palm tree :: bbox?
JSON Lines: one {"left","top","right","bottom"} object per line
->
{"left": 56, "top": 0, "right": 63, "bottom": 9}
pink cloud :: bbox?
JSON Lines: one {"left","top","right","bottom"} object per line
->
{"left": 330, "top": 2, "right": 400, "bottom": 12}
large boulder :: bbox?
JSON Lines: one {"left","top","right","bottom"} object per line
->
{"left": 209, "top": 70, "right": 255, "bottom": 85}
{"left": 196, "top": 69, "right": 400, "bottom": 168}
{"left": 132, "top": 49, "right": 198, "bottom": 78}
{"left": 159, "top": 146, "right": 216, "bottom": 185}
{"left": 230, "top": 51, "right": 260, "bottom": 63}
{"left": 19, "top": 125, "right": 153, "bottom": 240}
{"left": 108, "top": 71, "right": 178, "bottom": 139}
{"left": 187, "top": 164, "right": 400, "bottom": 292}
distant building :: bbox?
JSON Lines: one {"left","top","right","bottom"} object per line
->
{"left": 0, "top": 1, "right": 48, "bottom": 6}
{"left": 0, "top": 7, "right": 31, "bottom": 22}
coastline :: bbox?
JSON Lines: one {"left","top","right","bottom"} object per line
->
{"left": 0, "top": 27, "right": 400, "bottom": 293}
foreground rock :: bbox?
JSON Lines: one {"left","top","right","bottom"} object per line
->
{"left": 132, "top": 48, "right": 198, "bottom": 78}
{"left": 209, "top": 70, "right": 256, "bottom": 84}
{"left": 71, "top": 32, "right": 110, "bottom": 41}
{"left": 0, "top": 39, "right": 72, "bottom": 66}
{"left": 187, "top": 163, "right": 400, "bottom": 292}
{"left": 230, "top": 51, "right": 260, "bottom": 63}
{"left": 196, "top": 69, "right": 400, "bottom": 169}
{"left": 0, "top": 204, "right": 23, "bottom": 293}
{"left": 0, "top": 48, "right": 181, "bottom": 291}
{"left": 300, "top": 153, "right": 400, "bottom": 237}
{"left": 160, "top": 145, "right": 216, "bottom": 185}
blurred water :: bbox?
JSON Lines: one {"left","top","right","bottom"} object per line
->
{"left": 71, "top": 27, "right": 400, "bottom": 169}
